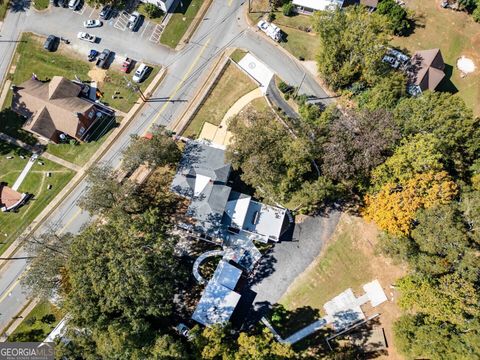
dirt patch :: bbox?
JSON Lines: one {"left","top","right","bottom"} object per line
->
{"left": 88, "top": 68, "right": 107, "bottom": 86}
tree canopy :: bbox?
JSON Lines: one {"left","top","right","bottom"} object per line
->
{"left": 313, "top": 6, "right": 392, "bottom": 89}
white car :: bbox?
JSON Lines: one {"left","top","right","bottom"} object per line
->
{"left": 77, "top": 32, "right": 97, "bottom": 43}
{"left": 68, "top": 0, "right": 79, "bottom": 9}
{"left": 132, "top": 63, "right": 150, "bottom": 83}
{"left": 84, "top": 19, "right": 103, "bottom": 28}
{"left": 128, "top": 11, "right": 140, "bottom": 31}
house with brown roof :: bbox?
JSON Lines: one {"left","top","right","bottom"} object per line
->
{"left": 11, "top": 76, "right": 103, "bottom": 143}
{"left": 0, "top": 183, "right": 28, "bottom": 212}
{"left": 407, "top": 48, "right": 446, "bottom": 95}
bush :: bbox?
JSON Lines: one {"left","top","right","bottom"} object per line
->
{"left": 377, "top": 0, "right": 411, "bottom": 36}
{"left": 473, "top": 6, "right": 480, "bottom": 22}
{"left": 267, "top": 11, "right": 276, "bottom": 22}
{"left": 278, "top": 81, "right": 292, "bottom": 93}
{"left": 41, "top": 314, "right": 56, "bottom": 324}
{"left": 282, "top": 2, "right": 294, "bottom": 16}
{"left": 143, "top": 3, "right": 164, "bottom": 19}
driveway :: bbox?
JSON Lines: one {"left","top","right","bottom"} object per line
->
{"left": 22, "top": 5, "right": 173, "bottom": 66}
{"left": 249, "top": 210, "right": 342, "bottom": 305}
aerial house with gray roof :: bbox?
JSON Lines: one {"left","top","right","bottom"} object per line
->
{"left": 171, "top": 140, "right": 289, "bottom": 244}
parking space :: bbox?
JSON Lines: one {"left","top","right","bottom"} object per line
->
{"left": 149, "top": 24, "right": 163, "bottom": 43}
{"left": 22, "top": 5, "right": 174, "bottom": 67}
{"left": 73, "top": 4, "right": 87, "bottom": 15}
{"left": 114, "top": 11, "right": 130, "bottom": 31}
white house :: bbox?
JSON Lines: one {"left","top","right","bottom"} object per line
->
{"left": 292, "top": 0, "right": 344, "bottom": 14}
{"left": 141, "top": 0, "right": 175, "bottom": 13}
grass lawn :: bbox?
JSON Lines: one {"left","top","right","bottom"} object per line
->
{"left": 102, "top": 66, "right": 160, "bottom": 113}
{"left": 230, "top": 49, "right": 248, "bottom": 63}
{"left": 391, "top": 0, "right": 480, "bottom": 116}
{"left": 160, "top": 0, "right": 204, "bottom": 48}
{"left": 0, "top": 0, "right": 9, "bottom": 20}
{"left": 137, "top": 3, "right": 164, "bottom": 24}
{"left": 0, "top": 143, "right": 75, "bottom": 255}
{"left": 33, "top": 0, "right": 49, "bottom": 10}
{"left": 45, "top": 117, "right": 119, "bottom": 166}
{"left": 8, "top": 301, "right": 64, "bottom": 342}
{"left": 183, "top": 61, "right": 257, "bottom": 138}
{"left": 248, "top": 9, "right": 319, "bottom": 61}
{"left": 280, "top": 215, "right": 375, "bottom": 312}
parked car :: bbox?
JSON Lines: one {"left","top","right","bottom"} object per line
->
{"left": 43, "top": 35, "right": 58, "bottom": 51}
{"left": 50, "top": 0, "right": 59, "bottom": 7}
{"left": 121, "top": 58, "right": 133, "bottom": 73}
{"left": 96, "top": 49, "right": 111, "bottom": 69}
{"left": 68, "top": 0, "right": 80, "bottom": 9}
{"left": 127, "top": 11, "right": 140, "bottom": 31}
{"left": 132, "top": 63, "right": 150, "bottom": 83}
{"left": 99, "top": 4, "right": 113, "bottom": 19}
{"left": 175, "top": 323, "right": 190, "bottom": 338}
{"left": 77, "top": 32, "right": 96, "bottom": 43}
{"left": 88, "top": 49, "right": 99, "bottom": 62}
{"left": 58, "top": 0, "right": 68, "bottom": 8}
{"left": 84, "top": 19, "right": 102, "bottom": 28}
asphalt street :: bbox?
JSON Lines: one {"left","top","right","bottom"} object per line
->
{"left": 0, "top": 0, "right": 333, "bottom": 334}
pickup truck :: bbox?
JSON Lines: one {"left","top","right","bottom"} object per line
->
{"left": 96, "top": 49, "right": 111, "bottom": 69}
{"left": 257, "top": 20, "right": 282, "bottom": 42}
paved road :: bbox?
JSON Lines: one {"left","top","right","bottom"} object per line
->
{"left": 0, "top": 0, "right": 333, "bottom": 334}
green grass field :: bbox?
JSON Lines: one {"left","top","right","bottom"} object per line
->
{"left": 160, "top": 0, "right": 204, "bottom": 48}
{"left": 183, "top": 61, "right": 257, "bottom": 138}
{"left": 8, "top": 301, "right": 64, "bottom": 342}
{"left": 392, "top": 0, "right": 480, "bottom": 116}
{"left": 280, "top": 215, "right": 375, "bottom": 312}
{"left": 45, "top": 117, "right": 119, "bottom": 166}
{"left": 137, "top": 3, "right": 164, "bottom": 24}
{"left": 248, "top": 9, "right": 319, "bottom": 61}
{"left": 0, "top": 143, "right": 74, "bottom": 255}
{"left": 230, "top": 49, "right": 248, "bottom": 63}
{"left": 0, "top": 0, "right": 9, "bottom": 20}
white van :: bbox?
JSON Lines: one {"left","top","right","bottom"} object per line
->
{"left": 132, "top": 63, "right": 150, "bottom": 83}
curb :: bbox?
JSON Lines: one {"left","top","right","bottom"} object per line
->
{"left": 0, "top": 68, "right": 167, "bottom": 271}
{"left": 243, "top": 8, "right": 337, "bottom": 100}
{"left": 170, "top": 49, "right": 231, "bottom": 134}
{"left": 175, "top": 0, "right": 213, "bottom": 51}
{"left": 0, "top": 298, "right": 38, "bottom": 340}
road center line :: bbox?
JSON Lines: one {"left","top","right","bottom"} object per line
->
{"left": 145, "top": 37, "right": 211, "bottom": 131}
{"left": 0, "top": 277, "right": 22, "bottom": 305}
{"left": 58, "top": 208, "right": 83, "bottom": 235}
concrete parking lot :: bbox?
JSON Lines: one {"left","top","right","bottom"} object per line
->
{"left": 22, "top": 4, "right": 174, "bottom": 67}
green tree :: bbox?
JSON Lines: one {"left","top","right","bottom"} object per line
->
{"left": 370, "top": 133, "right": 444, "bottom": 191}
{"left": 121, "top": 127, "right": 181, "bottom": 173}
{"left": 394, "top": 91, "right": 480, "bottom": 175}
{"left": 313, "top": 6, "right": 392, "bottom": 89}
{"left": 143, "top": 3, "right": 164, "bottom": 18}
{"left": 394, "top": 314, "right": 480, "bottom": 360}
{"left": 397, "top": 274, "right": 480, "bottom": 327}
{"left": 282, "top": 1, "right": 294, "bottom": 16}
{"left": 227, "top": 108, "right": 314, "bottom": 204}
{"left": 357, "top": 71, "right": 407, "bottom": 110}
{"left": 376, "top": 0, "right": 411, "bottom": 35}
{"left": 78, "top": 165, "right": 139, "bottom": 216}
{"left": 235, "top": 329, "right": 295, "bottom": 359}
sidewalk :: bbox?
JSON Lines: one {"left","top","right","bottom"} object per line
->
{"left": 0, "top": 132, "right": 81, "bottom": 171}
{"left": 0, "top": 298, "right": 40, "bottom": 342}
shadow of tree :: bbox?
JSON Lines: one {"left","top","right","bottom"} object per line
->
{"left": 8, "top": 0, "right": 31, "bottom": 12}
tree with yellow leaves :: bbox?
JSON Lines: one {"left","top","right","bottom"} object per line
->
{"left": 363, "top": 171, "right": 457, "bottom": 235}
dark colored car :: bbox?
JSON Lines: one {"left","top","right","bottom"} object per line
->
{"left": 99, "top": 5, "right": 112, "bottom": 20}
{"left": 58, "top": 0, "right": 68, "bottom": 7}
{"left": 96, "top": 49, "right": 111, "bottom": 69}
{"left": 43, "top": 35, "right": 58, "bottom": 52}
{"left": 50, "top": 0, "right": 59, "bottom": 7}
